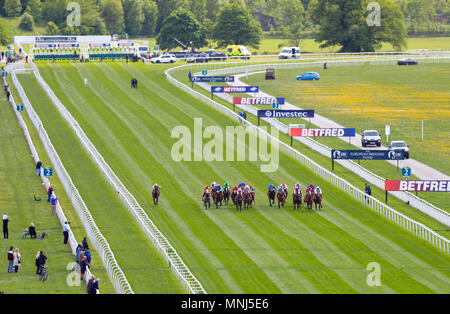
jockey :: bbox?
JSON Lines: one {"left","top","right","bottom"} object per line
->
{"left": 232, "top": 185, "right": 238, "bottom": 192}
{"left": 293, "top": 186, "right": 301, "bottom": 195}
{"left": 295, "top": 183, "right": 302, "bottom": 190}
{"left": 224, "top": 182, "right": 229, "bottom": 190}
{"left": 152, "top": 184, "right": 160, "bottom": 191}
{"left": 244, "top": 185, "right": 250, "bottom": 192}
{"left": 315, "top": 186, "right": 322, "bottom": 195}
{"left": 268, "top": 184, "right": 275, "bottom": 191}
{"left": 211, "top": 182, "right": 217, "bottom": 189}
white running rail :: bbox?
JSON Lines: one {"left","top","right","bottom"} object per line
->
{"left": 9, "top": 63, "right": 134, "bottom": 294}
{"left": 28, "top": 62, "right": 206, "bottom": 294}
{"left": 165, "top": 64, "right": 450, "bottom": 255}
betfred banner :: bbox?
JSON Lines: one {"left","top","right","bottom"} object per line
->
{"left": 211, "top": 86, "right": 259, "bottom": 93}
{"left": 258, "top": 110, "right": 315, "bottom": 119}
{"left": 192, "top": 76, "right": 235, "bottom": 83}
{"left": 331, "top": 150, "right": 405, "bottom": 160}
{"left": 233, "top": 97, "right": 285, "bottom": 105}
{"left": 385, "top": 180, "right": 450, "bottom": 192}
{"left": 290, "top": 128, "right": 356, "bottom": 137}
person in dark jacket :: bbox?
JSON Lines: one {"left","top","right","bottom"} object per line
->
{"left": 36, "top": 160, "right": 42, "bottom": 176}
{"left": 87, "top": 277, "right": 100, "bottom": 294}
{"left": 79, "top": 256, "right": 87, "bottom": 280}
{"left": 365, "top": 184, "right": 372, "bottom": 203}
{"left": 37, "top": 251, "right": 47, "bottom": 275}
{"left": 85, "top": 248, "right": 92, "bottom": 265}
{"left": 47, "top": 185, "right": 54, "bottom": 202}
{"left": 82, "top": 237, "right": 89, "bottom": 250}
{"left": 3, "top": 213, "right": 10, "bottom": 239}
{"left": 29, "top": 223, "right": 37, "bottom": 239}
{"left": 75, "top": 244, "right": 82, "bottom": 263}
{"left": 7, "top": 247, "right": 14, "bottom": 273}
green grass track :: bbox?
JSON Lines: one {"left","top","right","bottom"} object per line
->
{"left": 15, "top": 72, "right": 184, "bottom": 294}
{"left": 28, "top": 61, "right": 450, "bottom": 293}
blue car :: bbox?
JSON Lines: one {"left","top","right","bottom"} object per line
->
{"left": 296, "top": 72, "right": 320, "bottom": 80}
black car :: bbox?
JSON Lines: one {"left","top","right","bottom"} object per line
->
{"left": 208, "top": 52, "right": 227, "bottom": 61}
{"left": 398, "top": 58, "right": 418, "bottom": 66}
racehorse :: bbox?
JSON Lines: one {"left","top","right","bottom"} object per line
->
{"left": 304, "top": 190, "right": 313, "bottom": 211}
{"left": 223, "top": 186, "right": 230, "bottom": 205}
{"left": 292, "top": 191, "right": 302, "bottom": 211}
{"left": 267, "top": 188, "right": 276, "bottom": 207}
{"left": 152, "top": 186, "right": 160, "bottom": 205}
{"left": 243, "top": 190, "right": 252, "bottom": 210}
{"left": 231, "top": 190, "right": 237, "bottom": 205}
{"left": 213, "top": 189, "right": 223, "bottom": 209}
{"left": 202, "top": 191, "right": 211, "bottom": 209}
{"left": 277, "top": 190, "right": 286, "bottom": 208}
{"left": 234, "top": 192, "right": 243, "bottom": 212}
{"left": 250, "top": 189, "right": 256, "bottom": 207}
{"left": 314, "top": 192, "right": 323, "bottom": 210}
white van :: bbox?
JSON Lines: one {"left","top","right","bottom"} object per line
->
{"left": 278, "top": 47, "right": 300, "bottom": 59}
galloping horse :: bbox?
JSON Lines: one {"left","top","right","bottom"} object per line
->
{"left": 234, "top": 192, "right": 243, "bottom": 212}
{"left": 231, "top": 189, "right": 238, "bottom": 205}
{"left": 304, "top": 190, "right": 313, "bottom": 211}
{"left": 202, "top": 191, "right": 211, "bottom": 209}
{"left": 243, "top": 190, "right": 252, "bottom": 210}
{"left": 292, "top": 190, "right": 302, "bottom": 211}
{"left": 152, "top": 185, "right": 160, "bottom": 205}
{"left": 314, "top": 192, "right": 323, "bottom": 210}
{"left": 213, "top": 189, "right": 223, "bottom": 209}
{"left": 277, "top": 189, "right": 286, "bottom": 208}
{"left": 267, "top": 188, "right": 276, "bottom": 207}
{"left": 223, "top": 186, "right": 230, "bottom": 205}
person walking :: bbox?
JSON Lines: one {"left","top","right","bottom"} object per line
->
{"left": 13, "top": 248, "right": 21, "bottom": 273}
{"left": 47, "top": 185, "right": 54, "bottom": 202}
{"left": 63, "top": 221, "right": 70, "bottom": 245}
{"left": 365, "top": 183, "right": 372, "bottom": 203}
{"left": 37, "top": 250, "right": 47, "bottom": 275}
{"left": 3, "top": 213, "right": 10, "bottom": 239}
{"left": 36, "top": 160, "right": 42, "bottom": 176}
{"left": 82, "top": 237, "right": 89, "bottom": 250}
{"left": 7, "top": 247, "right": 14, "bottom": 273}
{"left": 188, "top": 71, "right": 192, "bottom": 81}
{"left": 50, "top": 193, "right": 58, "bottom": 216}
{"left": 79, "top": 256, "right": 87, "bottom": 280}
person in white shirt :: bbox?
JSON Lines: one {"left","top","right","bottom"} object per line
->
{"left": 63, "top": 221, "right": 71, "bottom": 245}
{"left": 13, "top": 248, "right": 21, "bottom": 273}
{"left": 84, "top": 78, "right": 88, "bottom": 87}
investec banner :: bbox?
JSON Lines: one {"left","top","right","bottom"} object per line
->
{"left": 193, "top": 76, "right": 235, "bottom": 83}
{"left": 291, "top": 128, "right": 356, "bottom": 137}
{"left": 331, "top": 150, "right": 405, "bottom": 160}
{"left": 211, "top": 86, "right": 259, "bottom": 93}
{"left": 233, "top": 97, "right": 285, "bottom": 105}
{"left": 385, "top": 180, "right": 450, "bottom": 192}
{"left": 258, "top": 110, "right": 315, "bottom": 119}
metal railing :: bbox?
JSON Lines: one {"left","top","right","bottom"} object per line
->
{"left": 9, "top": 63, "right": 133, "bottom": 294}
{"left": 165, "top": 64, "right": 450, "bottom": 254}
{"left": 28, "top": 62, "right": 206, "bottom": 294}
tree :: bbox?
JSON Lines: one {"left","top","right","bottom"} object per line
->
{"left": 103, "top": 0, "right": 125, "bottom": 34}
{"left": 41, "top": 0, "right": 68, "bottom": 26}
{"left": 278, "top": 0, "right": 305, "bottom": 47}
{"left": 155, "top": 0, "right": 188, "bottom": 32}
{"left": 122, "top": 0, "right": 145, "bottom": 35}
{"left": 310, "top": 0, "right": 407, "bottom": 52}
{"left": 4, "top": 0, "right": 21, "bottom": 17}
{"left": 156, "top": 8, "right": 207, "bottom": 50}
{"left": 212, "top": 4, "right": 262, "bottom": 49}
{"left": 141, "top": 0, "right": 158, "bottom": 36}
{"left": 46, "top": 21, "right": 60, "bottom": 35}
{"left": 189, "top": 0, "right": 207, "bottom": 22}
{"left": 19, "top": 11, "right": 34, "bottom": 31}
{"left": 0, "top": 19, "right": 11, "bottom": 45}
{"left": 26, "top": 0, "right": 42, "bottom": 23}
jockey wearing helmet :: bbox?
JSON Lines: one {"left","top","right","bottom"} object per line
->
{"left": 232, "top": 185, "right": 238, "bottom": 192}
{"left": 294, "top": 185, "right": 301, "bottom": 195}
{"left": 224, "top": 182, "right": 229, "bottom": 190}
{"left": 315, "top": 186, "right": 322, "bottom": 195}
{"left": 153, "top": 183, "right": 160, "bottom": 191}
{"left": 268, "top": 184, "right": 275, "bottom": 191}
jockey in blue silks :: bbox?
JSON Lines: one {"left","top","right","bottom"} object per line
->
{"left": 268, "top": 184, "right": 276, "bottom": 191}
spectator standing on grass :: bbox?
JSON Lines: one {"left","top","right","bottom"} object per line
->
{"left": 35, "top": 251, "right": 41, "bottom": 274}
{"left": 84, "top": 78, "right": 88, "bottom": 88}
{"left": 365, "top": 183, "right": 372, "bottom": 203}
{"left": 36, "top": 160, "right": 42, "bottom": 177}
{"left": 82, "top": 237, "right": 89, "bottom": 250}
{"left": 87, "top": 277, "right": 100, "bottom": 294}
{"left": 63, "top": 221, "right": 70, "bottom": 245}
{"left": 243, "top": 112, "right": 247, "bottom": 120}
{"left": 85, "top": 248, "right": 92, "bottom": 265}
{"left": 50, "top": 193, "right": 58, "bottom": 216}
{"left": 80, "top": 256, "right": 87, "bottom": 280}
{"left": 47, "top": 185, "right": 54, "bottom": 202}
{"left": 37, "top": 251, "right": 47, "bottom": 275}
{"left": 29, "top": 223, "right": 37, "bottom": 239}
{"left": 13, "top": 248, "right": 21, "bottom": 273}
{"left": 7, "top": 247, "right": 14, "bottom": 273}
{"left": 75, "top": 244, "right": 82, "bottom": 263}
{"left": 3, "top": 213, "right": 10, "bottom": 239}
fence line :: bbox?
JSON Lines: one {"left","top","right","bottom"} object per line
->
{"left": 190, "top": 66, "right": 450, "bottom": 227}
{"left": 28, "top": 61, "right": 206, "bottom": 294}
{"left": 9, "top": 63, "right": 134, "bottom": 294}
{"left": 165, "top": 64, "right": 450, "bottom": 255}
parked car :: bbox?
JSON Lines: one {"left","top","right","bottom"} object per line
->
{"left": 361, "top": 130, "right": 381, "bottom": 147}
{"left": 208, "top": 52, "right": 228, "bottom": 61}
{"left": 389, "top": 141, "right": 410, "bottom": 159}
{"left": 296, "top": 72, "right": 320, "bottom": 80}
{"left": 150, "top": 54, "right": 176, "bottom": 63}
{"left": 186, "top": 53, "right": 209, "bottom": 63}
{"left": 398, "top": 58, "right": 418, "bottom": 66}
{"left": 278, "top": 47, "right": 301, "bottom": 59}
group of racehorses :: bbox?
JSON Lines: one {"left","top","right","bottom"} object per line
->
{"left": 202, "top": 183, "right": 323, "bottom": 212}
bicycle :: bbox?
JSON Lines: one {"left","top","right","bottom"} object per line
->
{"left": 39, "top": 266, "right": 48, "bottom": 282}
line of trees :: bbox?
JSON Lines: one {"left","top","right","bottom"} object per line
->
{"left": 0, "top": 0, "right": 448, "bottom": 51}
